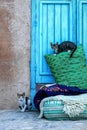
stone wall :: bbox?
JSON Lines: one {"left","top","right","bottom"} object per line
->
{"left": 0, "top": 0, "right": 31, "bottom": 109}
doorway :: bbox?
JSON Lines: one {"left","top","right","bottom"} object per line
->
{"left": 31, "top": 0, "right": 87, "bottom": 106}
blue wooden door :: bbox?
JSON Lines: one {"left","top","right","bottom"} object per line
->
{"left": 31, "top": 0, "right": 87, "bottom": 105}
{"left": 77, "top": 0, "right": 87, "bottom": 59}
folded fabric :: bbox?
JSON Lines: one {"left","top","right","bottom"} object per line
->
{"left": 34, "top": 84, "right": 87, "bottom": 111}
{"left": 39, "top": 95, "right": 87, "bottom": 120}
{"left": 39, "top": 93, "right": 87, "bottom": 118}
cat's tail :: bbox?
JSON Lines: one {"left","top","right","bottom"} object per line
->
{"left": 70, "top": 46, "right": 77, "bottom": 58}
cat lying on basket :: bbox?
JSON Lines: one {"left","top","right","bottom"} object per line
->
{"left": 17, "top": 92, "right": 32, "bottom": 112}
{"left": 50, "top": 41, "right": 77, "bottom": 58}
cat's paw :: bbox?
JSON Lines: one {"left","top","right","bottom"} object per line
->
{"left": 21, "top": 109, "right": 25, "bottom": 112}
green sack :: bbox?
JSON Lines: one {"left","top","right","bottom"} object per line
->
{"left": 45, "top": 45, "right": 87, "bottom": 89}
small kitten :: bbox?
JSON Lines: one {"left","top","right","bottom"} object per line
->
{"left": 50, "top": 41, "right": 77, "bottom": 58}
{"left": 17, "top": 92, "right": 32, "bottom": 112}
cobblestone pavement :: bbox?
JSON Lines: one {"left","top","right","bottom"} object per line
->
{"left": 0, "top": 110, "right": 87, "bottom": 130}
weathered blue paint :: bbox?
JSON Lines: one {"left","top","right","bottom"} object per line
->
{"left": 31, "top": 0, "right": 87, "bottom": 107}
{"left": 30, "top": 0, "right": 37, "bottom": 108}
{"left": 36, "top": 0, "right": 77, "bottom": 83}
{"left": 77, "top": 0, "right": 87, "bottom": 60}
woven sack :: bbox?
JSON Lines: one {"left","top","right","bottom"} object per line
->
{"left": 45, "top": 45, "right": 87, "bottom": 89}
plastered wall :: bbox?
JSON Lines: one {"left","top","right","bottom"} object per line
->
{"left": 0, "top": 0, "right": 31, "bottom": 109}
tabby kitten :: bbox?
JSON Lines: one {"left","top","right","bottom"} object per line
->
{"left": 17, "top": 92, "right": 32, "bottom": 112}
{"left": 50, "top": 41, "right": 77, "bottom": 58}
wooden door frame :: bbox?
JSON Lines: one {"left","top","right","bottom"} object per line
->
{"left": 30, "top": 0, "right": 37, "bottom": 108}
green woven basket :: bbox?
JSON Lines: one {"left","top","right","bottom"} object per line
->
{"left": 45, "top": 45, "right": 87, "bottom": 89}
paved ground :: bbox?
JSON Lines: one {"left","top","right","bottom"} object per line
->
{"left": 0, "top": 110, "right": 87, "bottom": 130}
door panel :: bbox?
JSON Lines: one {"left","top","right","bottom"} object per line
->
{"left": 31, "top": 0, "right": 78, "bottom": 106}
{"left": 77, "top": 0, "right": 87, "bottom": 59}
{"left": 36, "top": 0, "right": 76, "bottom": 83}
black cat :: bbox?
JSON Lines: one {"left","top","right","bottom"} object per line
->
{"left": 50, "top": 41, "right": 77, "bottom": 58}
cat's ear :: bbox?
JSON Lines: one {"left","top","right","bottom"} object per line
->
{"left": 17, "top": 93, "right": 20, "bottom": 98}
{"left": 50, "top": 42, "right": 54, "bottom": 49}
{"left": 50, "top": 42, "right": 53, "bottom": 46}
{"left": 22, "top": 92, "right": 25, "bottom": 96}
{"left": 56, "top": 42, "right": 58, "bottom": 44}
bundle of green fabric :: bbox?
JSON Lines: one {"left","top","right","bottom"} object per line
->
{"left": 45, "top": 45, "right": 87, "bottom": 89}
